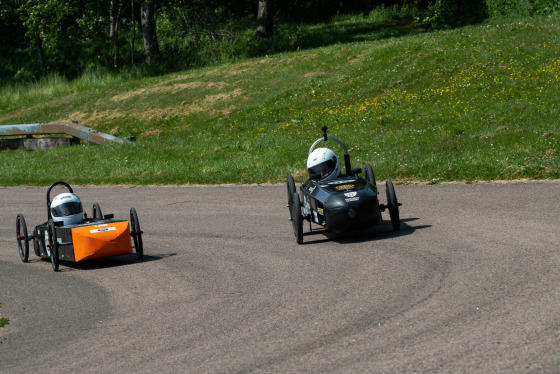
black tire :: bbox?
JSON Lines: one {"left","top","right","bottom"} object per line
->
{"left": 33, "top": 227, "right": 41, "bottom": 257}
{"left": 16, "top": 214, "right": 29, "bottom": 263}
{"left": 292, "top": 192, "right": 303, "bottom": 245}
{"left": 386, "top": 180, "right": 400, "bottom": 232}
{"left": 130, "top": 208, "right": 143, "bottom": 260}
{"left": 47, "top": 219, "right": 59, "bottom": 272}
{"left": 287, "top": 175, "right": 296, "bottom": 217}
{"left": 92, "top": 203, "right": 103, "bottom": 219}
{"left": 364, "top": 163, "right": 377, "bottom": 187}
{"left": 38, "top": 227, "right": 48, "bottom": 257}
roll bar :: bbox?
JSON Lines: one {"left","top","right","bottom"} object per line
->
{"left": 308, "top": 126, "right": 353, "bottom": 176}
{"left": 46, "top": 181, "right": 73, "bottom": 220}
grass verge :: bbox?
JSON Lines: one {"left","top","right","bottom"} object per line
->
{"left": 0, "top": 302, "right": 8, "bottom": 328}
{"left": 0, "top": 14, "right": 558, "bottom": 186}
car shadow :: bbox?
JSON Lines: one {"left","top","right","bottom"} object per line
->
{"left": 56, "top": 253, "right": 175, "bottom": 272}
{"left": 26, "top": 257, "right": 50, "bottom": 264}
{"left": 300, "top": 218, "right": 430, "bottom": 245}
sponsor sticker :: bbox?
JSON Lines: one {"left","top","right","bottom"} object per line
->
{"left": 328, "top": 179, "right": 356, "bottom": 185}
{"left": 344, "top": 192, "right": 357, "bottom": 198}
{"left": 90, "top": 226, "right": 116, "bottom": 234}
{"left": 345, "top": 197, "right": 360, "bottom": 202}
{"left": 317, "top": 207, "right": 324, "bottom": 215}
{"left": 335, "top": 184, "right": 354, "bottom": 190}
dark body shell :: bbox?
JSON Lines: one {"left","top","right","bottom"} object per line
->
{"left": 301, "top": 176, "right": 380, "bottom": 233}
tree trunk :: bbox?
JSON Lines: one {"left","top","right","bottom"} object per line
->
{"left": 110, "top": 0, "right": 124, "bottom": 69}
{"left": 110, "top": 0, "right": 117, "bottom": 38}
{"left": 363, "top": 0, "right": 372, "bottom": 14}
{"left": 113, "top": 26, "right": 120, "bottom": 70}
{"left": 256, "top": 0, "right": 273, "bottom": 38}
{"left": 35, "top": 37, "right": 47, "bottom": 79}
{"left": 141, "top": 1, "right": 159, "bottom": 66}
{"left": 130, "top": 0, "right": 135, "bottom": 66}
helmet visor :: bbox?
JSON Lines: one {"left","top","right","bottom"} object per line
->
{"left": 308, "top": 159, "right": 335, "bottom": 180}
{"left": 51, "top": 202, "right": 83, "bottom": 217}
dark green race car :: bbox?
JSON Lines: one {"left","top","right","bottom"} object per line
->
{"left": 287, "top": 127, "right": 400, "bottom": 244}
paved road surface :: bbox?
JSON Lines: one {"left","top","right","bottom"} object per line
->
{"left": 1, "top": 182, "right": 559, "bottom": 373}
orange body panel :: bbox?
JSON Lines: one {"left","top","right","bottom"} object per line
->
{"left": 71, "top": 221, "right": 132, "bottom": 261}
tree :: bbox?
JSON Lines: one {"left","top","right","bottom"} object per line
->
{"left": 35, "top": 37, "right": 48, "bottom": 79}
{"left": 403, "top": 0, "right": 487, "bottom": 27}
{"left": 256, "top": 0, "right": 273, "bottom": 38}
{"left": 141, "top": 1, "right": 159, "bottom": 65}
{"left": 363, "top": 0, "right": 373, "bottom": 14}
{"left": 130, "top": 0, "right": 136, "bottom": 66}
{"left": 16, "top": 0, "right": 79, "bottom": 79}
{"left": 110, "top": 0, "right": 125, "bottom": 69}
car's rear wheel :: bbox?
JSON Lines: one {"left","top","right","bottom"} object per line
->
{"left": 130, "top": 208, "right": 143, "bottom": 260}
{"left": 92, "top": 203, "right": 103, "bottom": 219}
{"left": 292, "top": 192, "right": 303, "bottom": 244}
{"left": 33, "top": 227, "right": 41, "bottom": 256}
{"left": 38, "top": 226, "right": 48, "bottom": 258}
{"left": 47, "top": 219, "right": 59, "bottom": 272}
{"left": 16, "top": 214, "right": 29, "bottom": 263}
{"left": 364, "top": 163, "right": 376, "bottom": 188}
{"left": 386, "top": 180, "right": 400, "bottom": 231}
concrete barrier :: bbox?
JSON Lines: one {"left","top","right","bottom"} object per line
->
{"left": 0, "top": 121, "right": 130, "bottom": 150}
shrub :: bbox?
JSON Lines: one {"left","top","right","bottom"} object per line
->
{"left": 486, "top": 0, "right": 560, "bottom": 17}
{"left": 403, "top": 0, "right": 488, "bottom": 27}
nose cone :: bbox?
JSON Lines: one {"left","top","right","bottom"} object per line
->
{"left": 323, "top": 190, "right": 379, "bottom": 232}
{"left": 71, "top": 221, "right": 133, "bottom": 261}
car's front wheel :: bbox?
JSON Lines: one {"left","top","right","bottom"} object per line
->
{"left": 47, "top": 219, "right": 59, "bottom": 272}
{"left": 16, "top": 214, "right": 29, "bottom": 263}
{"left": 364, "top": 163, "right": 376, "bottom": 188}
{"left": 130, "top": 208, "right": 143, "bottom": 260}
{"left": 386, "top": 180, "right": 400, "bottom": 232}
{"left": 292, "top": 192, "right": 304, "bottom": 245}
{"left": 92, "top": 203, "right": 103, "bottom": 219}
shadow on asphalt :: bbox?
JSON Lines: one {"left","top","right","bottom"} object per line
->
{"left": 299, "top": 218, "right": 431, "bottom": 245}
{"left": 56, "top": 253, "right": 175, "bottom": 272}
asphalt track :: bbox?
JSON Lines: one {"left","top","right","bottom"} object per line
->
{"left": 1, "top": 182, "right": 559, "bottom": 373}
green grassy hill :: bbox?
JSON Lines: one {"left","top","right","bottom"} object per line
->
{"left": 1, "top": 15, "right": 559, "bottom": 186}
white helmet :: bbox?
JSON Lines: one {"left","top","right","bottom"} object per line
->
{"left": 50, "top": 193, "right": 83, "bottom": 225}
{"left": 307, "top": 148, "right": 341, "bottom": 181}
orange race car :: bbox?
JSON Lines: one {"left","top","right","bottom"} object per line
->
{"left": 16, "top": 181, "right": 143, "bottom": 272}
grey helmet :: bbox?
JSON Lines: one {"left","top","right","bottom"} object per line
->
{"left": 50, "top": 193, "right": 83, "bottom": 225}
